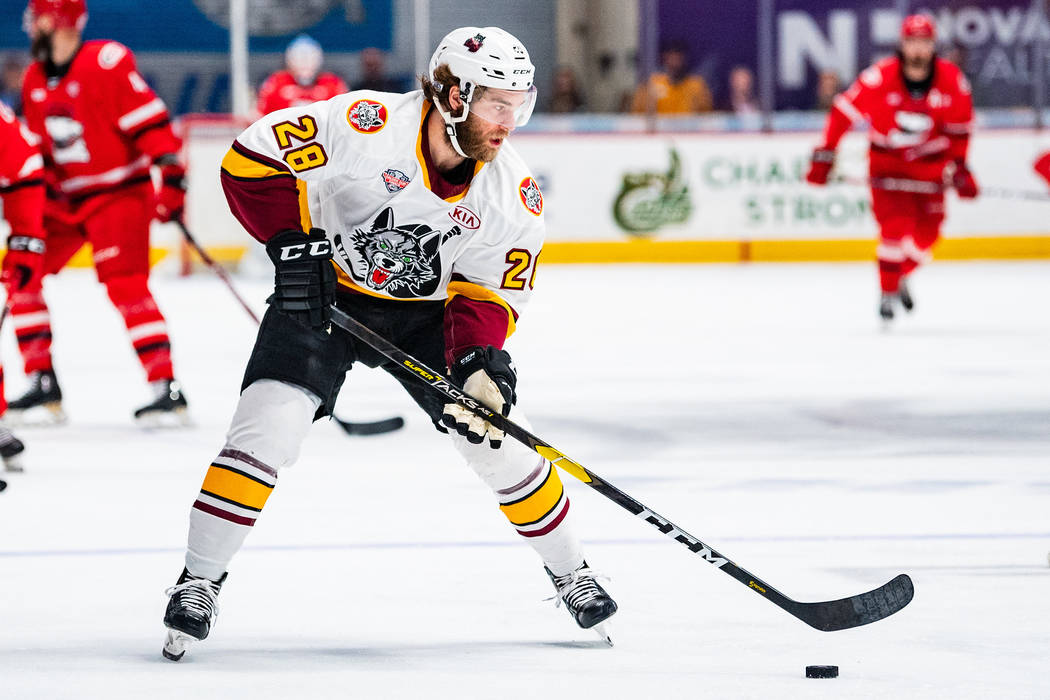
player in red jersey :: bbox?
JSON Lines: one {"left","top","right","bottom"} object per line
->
{"left": 0, "top": 102, "right": 41, "bottom": 470}
{"left": 806, "top": 14, "right": 977, "bottom": 321}
{"left": 255, "top": 35, "right": 348, "bottom": 116}
{"left": 14, "top": 0, "right": 188, "bottom": 424}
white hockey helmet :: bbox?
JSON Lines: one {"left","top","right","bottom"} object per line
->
{"left": 428, "top": 27, "right": 537, "bottom": 156}
{"left": 285, "top": 34, "right": 323, "bottom": 85}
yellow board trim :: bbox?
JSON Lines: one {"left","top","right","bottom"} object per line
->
{"left": 220, "top": 147, "right": 288, "bottom": 180}
{"left": 499, "top": 467, "right": 565, "bottom": 526}
{"left": 200, "top": 465, "right": 274, "bottom": 510}
{"left": 445, "top": 280, "right": 517, "bottom": 338}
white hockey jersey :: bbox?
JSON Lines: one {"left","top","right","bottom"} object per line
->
{"left": 221, "top": 90, "right": 545, "bottom": 338}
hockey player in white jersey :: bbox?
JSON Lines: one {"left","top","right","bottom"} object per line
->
{"left": 162, "top": 27, "right": 617, "bottom": 661}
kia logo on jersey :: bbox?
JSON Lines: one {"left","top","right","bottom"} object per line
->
{"left": 448, "top": 204, "right": 481, "bottom": 230}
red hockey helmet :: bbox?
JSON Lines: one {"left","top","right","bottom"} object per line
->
{"left": 901, "top": 14, "right": 936, "bottom": 41}
{"left": 24, "top": 0, "right": 88, "bottom": 33}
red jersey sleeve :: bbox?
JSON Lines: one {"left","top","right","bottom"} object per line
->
{"left": 256, "top": 73, "right": 282, "bottom": 116}
{"left": 820, "top": 64, "right": 884, "bottom": 150}
{"left": 0, "top": 107, "right": 46, "bottom": 241}
{"left": 101, "top": 43, "right": 181, "bottom": 160}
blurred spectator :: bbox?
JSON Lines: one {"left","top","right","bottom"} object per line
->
{"left": 814, "top": 70, "right": 842, "bottom": 111}
{"left": 547, "top": 66, "right": 585, "bottom": 113}
{"left": 724, "top": 65, "right": 759, "bottom": 115}
{"left": 351, "top": 47, "right": 403, "bottom": 93}
{"left": 631, "top": 40, "right": 712, "bottom": 114}
{"left": 256, "top": 35, "right": 348, "bottom": 116}
{"left": 0, "top": 54, "right": 26, "bottom": 115}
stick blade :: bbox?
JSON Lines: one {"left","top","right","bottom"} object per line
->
{"left": 334, "top": 415, "right": 405, "bottom": 436}
{"left": 795, "top": 573, "right": 914, "bottom": 632}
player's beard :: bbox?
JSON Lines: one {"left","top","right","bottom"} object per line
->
{"left": 455, "top": 112, "right": 509, "bottom": 163}
{"left": 31, "top": 32, "right": 53, "bottom": 64}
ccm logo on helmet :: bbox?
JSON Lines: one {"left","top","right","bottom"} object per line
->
{"left": 278, "top": 240, "right": 332, "bottom": 261}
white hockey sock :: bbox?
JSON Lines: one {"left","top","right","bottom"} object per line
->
{"left": 184, "top": 379, "right": 320, "bottom": 579}
{"left": 452, "top": 408, "right": 584, "bottom": 577}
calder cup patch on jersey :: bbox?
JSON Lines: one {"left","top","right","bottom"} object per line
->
{"left": 519, "top": 177, "right": 543, "bottom": 216}
{"left": 381, "top": 168, "right": 411, "bottom": 192}
{"left": 347, "top": 99, "right": 388, "bottom": 134}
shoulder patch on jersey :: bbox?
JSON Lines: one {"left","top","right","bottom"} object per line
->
{"left": 381, "top": 168, "right": 410, "bottom": 192}
{"left": 98, "top": 42, "right": 128, "bottom": 70}
{"left": 347, "top": 99, "right": 388, "bottom": 134}
{"left": 519, "top": 177, "right": 543, "bottom": 216}
{"left": 860, "top": 66, "right": 882, "bottom": 88}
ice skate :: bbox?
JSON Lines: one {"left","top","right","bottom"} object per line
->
{"left": 546, "top": 562, "right": 618, "bottom": 646}
{"left": 899, "top": 280, "right": 914, "bottom": 312}
{"left": 135, "top": 380, "right": 189, "bottom": 427}
{"left": 0, "top": 424, "right": 26, "bottom": 472}
{"left": 162, "top": 567, "right": 226, "bottom": 661}
{"left": 6, "top": 370, "right": 66, "bottom": 426}
{"left": 879, "top": 293, "right": 896, "bottom": 323}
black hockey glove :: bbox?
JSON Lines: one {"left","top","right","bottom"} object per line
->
{"left": 442, "top": 346, "right": 517, "bottom": 449}
{"left": 265, "top": 228, "right": 336, "bottom": 330}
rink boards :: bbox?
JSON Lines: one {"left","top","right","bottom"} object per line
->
{"left": 6, "top": 121, "right": 1049, "bottom": 265}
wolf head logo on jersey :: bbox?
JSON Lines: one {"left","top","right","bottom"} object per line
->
{"left": 341, "top": 208, "right": 450, "bottom": 297}
{"left": 348, "top": 99, "right": 387, "bottom": 134}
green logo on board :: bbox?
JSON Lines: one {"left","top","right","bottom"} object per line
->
{"left": 613, "top": 148, "right": 692, "bottom": 236}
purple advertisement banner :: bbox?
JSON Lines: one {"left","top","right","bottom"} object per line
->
{"left": 657, "top": 0, "right": 1048, "bottom": 109}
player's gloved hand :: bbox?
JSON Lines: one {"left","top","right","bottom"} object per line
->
{"left": 442, "top": 346, "right": 517, "bottom": 449}
{"left": 805, "top": 148, "right": 836, "bottom": 185}
{"left": 265, "top": 228, "right": 336, "bottom": 330}
{"left": 155, "top": 161, "right": 187, "bottom": 223}
{"left": 949, "top": 161, "right": 978, "bottom": 199}
{"left": 1, "top": 235, "right": 45, "bottom": 297}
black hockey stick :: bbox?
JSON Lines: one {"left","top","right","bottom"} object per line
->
{"left": 329, "top": 306, "right": 914, "bottom": 631}
{"left": 0, "top": 304, "right": 9, "bottom": 490}
{"left": 175, "top": 219, "right": 261, "bottom": 324}
{"left": 176, "top": 220, "right": 403, "bottom": 436}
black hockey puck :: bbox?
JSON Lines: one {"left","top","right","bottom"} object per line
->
{"left": 806, "top": 665, "right": 838, "bottom": 679}
{"left": 0, "top": 479, "right": 7, "bottom": 492}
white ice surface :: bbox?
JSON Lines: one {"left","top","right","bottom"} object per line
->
{"left": 0, "top": 262, "right": 1047, "bottom": 700}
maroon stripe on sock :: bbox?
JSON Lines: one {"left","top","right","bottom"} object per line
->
{"left": 496, "top": 459, "right": 546, "bottom": 496}
{"left": 218, "top": 447, "right": 278, "bottom": 478}
{"left": 517, "top": 498, "right": 570, "bottom": 538}
{"left": 193, "top": 499, "right": 256, "bottom": 526}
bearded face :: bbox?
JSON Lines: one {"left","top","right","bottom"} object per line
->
{"left": 454, "top": 111, "right": 510, "bottom": 163}
{"left": 901, "top": 37, "right": 935, "bottom": 76}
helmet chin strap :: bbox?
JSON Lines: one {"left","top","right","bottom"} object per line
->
{"left": 430, "top": 96, "right": 471, "bottom": 159}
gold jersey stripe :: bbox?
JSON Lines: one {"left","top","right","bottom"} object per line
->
{"left": 499, "top": 467, "right": 566, "bottom": 527}
{"left": 413, "top": 102, "right": 485, "bottom": 203}
{"left": 201, "top": 464, "right": 274, "bottom": 511}
{"left": 446, "top": 281, "right": 517, "bottom": 338}
{"left": 220, "top": 147, "right": 289, "bottom": 180}
{"left": 297, "top": 180, "right": 312, "bottom": 231}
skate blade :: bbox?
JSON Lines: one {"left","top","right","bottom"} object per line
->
{"left": 591, "top": 621, "right": 613, "bottom": 647}
{"left": 136, "top": 408, "right": 192, "bottom": 429}
{"left": 5, "top": 404, "right": 67, "bottom": 427}
{"left": 162, "top": 629, "right": 193, "bottom": 661}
